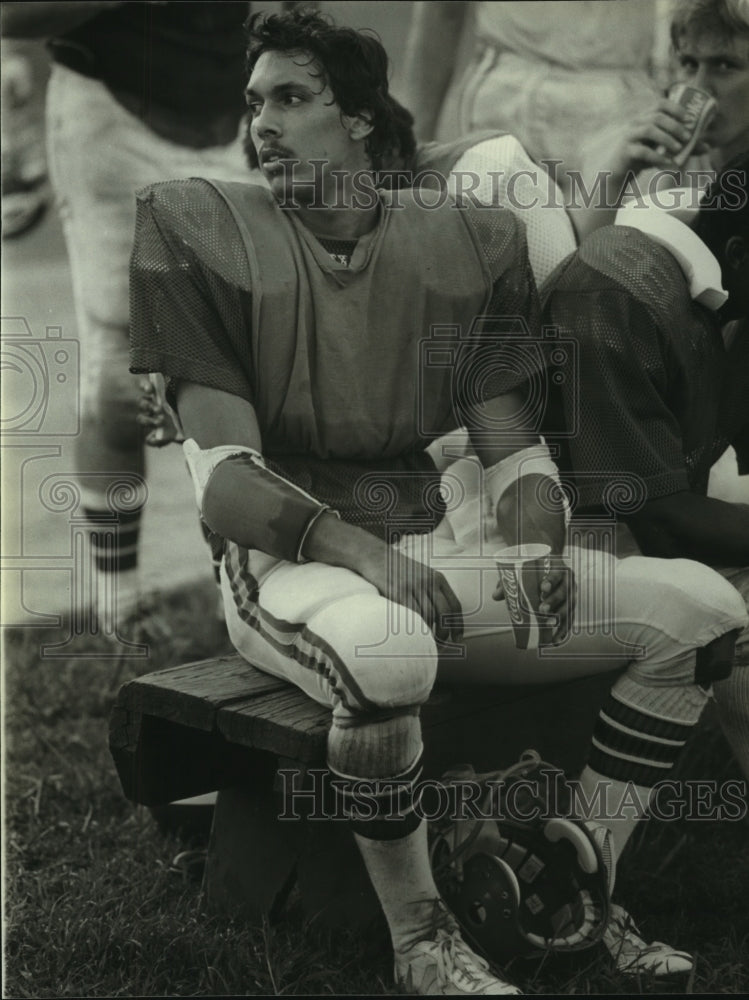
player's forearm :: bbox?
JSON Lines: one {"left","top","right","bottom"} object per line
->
{"left": 302, "top": 509, "right": 389, "bottom": 576}
{"left": 465, "top": 392, "right": 566, "bottom": 552}
{"left": 400, "top": 1, "right": 468, "bottom": 141}
{"left": 199, "top": 456, "right": 332, "bottom": 565}
{"left": 178, "top": 381, "right": 345, "bottom": 566}
{"left": 197, "top": 451, "right": 387, "bottom": 573}
{"left": 565, "top": 170, "right": 624, "bottom": 243}
{"left": 0, "top": 1, "right": 123, "bottom": 37}
{"left": 628, "top": 492, "right": 749, "bottom": 566}
{"left": 496, "top": 474, "right": 567, "bottom": 556}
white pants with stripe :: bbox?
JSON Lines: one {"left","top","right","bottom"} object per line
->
{"left": 220, "top": 458, "right": 749, "bottom": 728}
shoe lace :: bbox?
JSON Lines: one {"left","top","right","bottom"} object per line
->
{"left": 428, "top": 927, "right": 497, "bottom": 991}
{"left": 604, "top": 905, "right": 661, "bottom": 963}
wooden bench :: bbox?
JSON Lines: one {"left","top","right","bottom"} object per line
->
{"left": 109, "top": 653, "right": 617, "bottom": 928}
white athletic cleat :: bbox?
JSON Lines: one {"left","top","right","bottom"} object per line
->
{"left": 394, "top": 926, "right": 521, "bottom": 995}
{"left": 603, "top": 903, "right": 693, "bottom": 976}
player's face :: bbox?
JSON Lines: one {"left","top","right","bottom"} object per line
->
{"left": 246, "top": 50, "right": 366, "bottom": 204}
{"left": 674, "top": 31, "right": 749, "bottom": 160}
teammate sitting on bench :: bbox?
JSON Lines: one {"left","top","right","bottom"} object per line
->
{"left": 129, "top": 9, "right": 747, "bottom": 993}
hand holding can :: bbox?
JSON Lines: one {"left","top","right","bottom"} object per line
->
{"left": 655, "top": 84, "right": 717, "bottom": 166}
{"left": 494, "top": 543, "right": 556, "bottom": 649}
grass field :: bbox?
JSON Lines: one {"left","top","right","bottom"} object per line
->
{"left": 4, "top": 580, "right": 749, "bottom": 996}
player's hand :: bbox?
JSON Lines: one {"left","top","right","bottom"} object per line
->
{"left": 356, "top": 544, "right": 464, "bottom": 644}
{"left": 589, "top": 98, "right": 694, "bottom": 181}
{"left": 621, "top": 97, "right": 693, "bottom": 168}
{"left": 137, "top": 376, "right": 184, "bottom": 447}
{"left": 538, "top": 555, "right": 575, "bottom": 645}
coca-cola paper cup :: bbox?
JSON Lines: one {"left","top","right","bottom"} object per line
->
{"left": 494, "top": 543, "right": 554, "bottom": 650}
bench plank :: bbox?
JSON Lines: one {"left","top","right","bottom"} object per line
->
{"left": 117, "top": 655, "right": 289, "bottom": 732}
{"left": 111, "top": 651, "right": 617, "bottom": 806}
{"left": 216, "top": 690, "right": 330, "bottom": 761}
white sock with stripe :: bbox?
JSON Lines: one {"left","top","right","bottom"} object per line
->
{"left": 578, "top": 670, "right": 709, "bottom": 866}
{"left": 327, "top": 712, "right": 449, "bottom": 954}
{"left": 83, "top": 510, "right": 142, "bottom": 627}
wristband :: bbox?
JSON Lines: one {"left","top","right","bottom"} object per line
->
{"left": 484, "top": 443, "right": 569, "bottom": 521}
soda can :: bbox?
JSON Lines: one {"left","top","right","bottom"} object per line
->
{"left": 494, "top": 543, "right": 555, "bottom": 650}
{"left": 658, "top": 83, "right": 717, "bottom": 167}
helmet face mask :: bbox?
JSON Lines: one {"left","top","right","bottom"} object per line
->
{"left": 428, "top": 752, "right": 611, "bottom": 964}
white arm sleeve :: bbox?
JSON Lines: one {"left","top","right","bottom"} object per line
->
{"left": 448, "top": 135, "right": 577, "bottom": 286}
{"left": 484, "top": 442, "right": 570, "bottom": 523}
{"left": 183, "top": 437, "right": 264, "bottom": 510}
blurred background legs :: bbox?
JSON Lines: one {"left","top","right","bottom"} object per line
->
{"left": 1, "top": 38, "right": 50, "bottom": 239}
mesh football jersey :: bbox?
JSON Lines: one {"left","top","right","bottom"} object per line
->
{"left": 541, "top": 225, "right": 749, "bottom": 511}
{"left": 446, "top": 135, "right": 576, "bottom": 287}
{"left": 409, "top": 132, "right": 576, "bottom": 287}
{"left": 130, "top": 178, "right": 542, "bottom": 537}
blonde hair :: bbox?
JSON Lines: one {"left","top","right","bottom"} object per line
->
{"left": 671, "top": 0, "right": 749, "bottom": 47}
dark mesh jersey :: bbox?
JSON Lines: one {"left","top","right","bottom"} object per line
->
{"left": 130, "top": 178, "right": 542, "bottom": 537}
{"left": 541, "top": 225, "right": 749, "bottom": 512}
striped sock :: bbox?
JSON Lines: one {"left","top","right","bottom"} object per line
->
{"left": 326, "top": 708, "right": 424, "bottom": 840}
{"left": 579, "top": 672, "right": 708, "bottom": 861}
{"left": 588, "top": 675, "right": 706, "bottom": 788}
{"left": 83, "top": 506, "right": 141, "bottom": 574}
{"left": 82, "top": 505, "right": 143, "bottom": 627}
{"left": 327, "top": 706, "right": 422, "bottom": 778}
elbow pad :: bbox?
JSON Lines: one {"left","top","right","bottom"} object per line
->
{"left": 484, "top": 443, "right": 570, "bottom": 523}
{"left": 183, "top": 438, "right": 337, "bottom": 564}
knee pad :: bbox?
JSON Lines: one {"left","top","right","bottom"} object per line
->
{"left": 614, "top": 557, "right": 748, "bottom": 670}
{"left": 658, "top": 559, "right": 748, "bottom": 644}
{"left": 630, "top": 630, "right": 740, "bottom": 690}
{"left": 327, "top": 711, "right": 424, "bottom": 841}
{"left": 309, "top": 591, "right": 439, "bottom": 713}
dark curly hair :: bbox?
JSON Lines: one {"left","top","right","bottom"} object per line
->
{"left": 242, "top": 7, "right": 416, "bottom": 175}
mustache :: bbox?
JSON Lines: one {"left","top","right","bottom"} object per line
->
{"left": 242, "top": 118, "right": 297, "bottom": 173}
{"left": 259, "top": 144, "right": 296, "bottom": 165}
